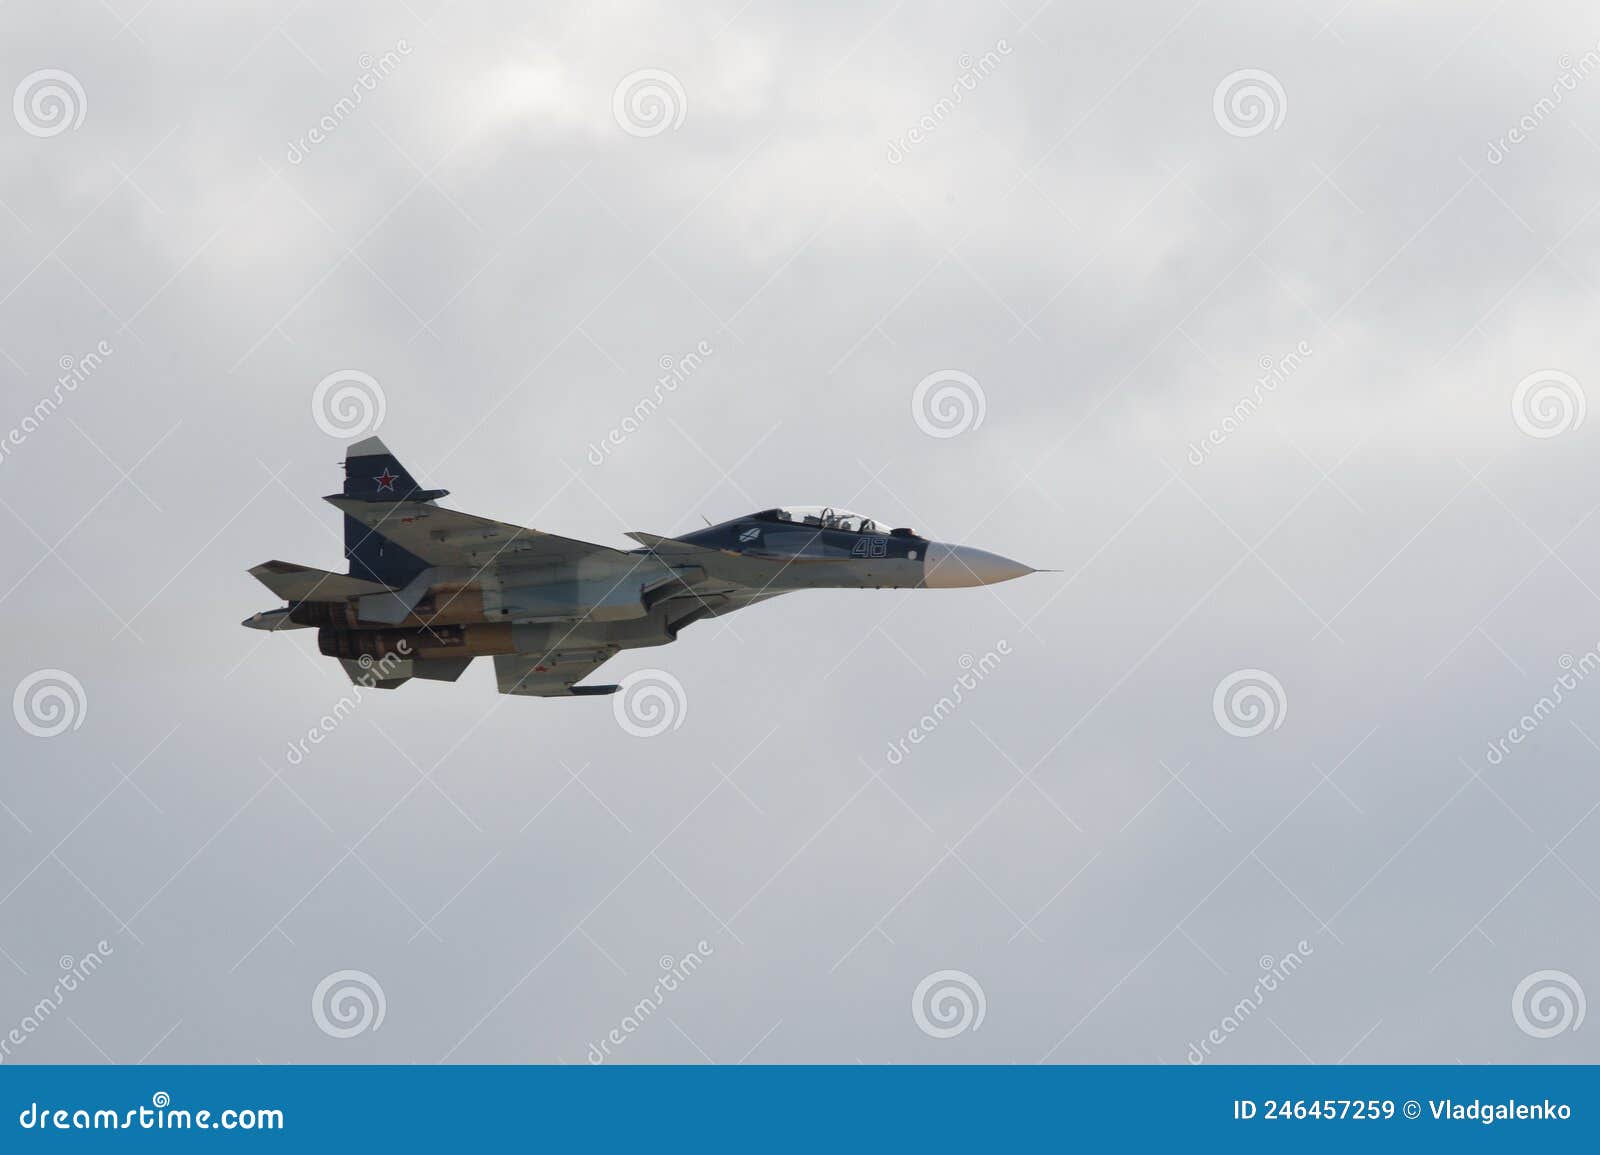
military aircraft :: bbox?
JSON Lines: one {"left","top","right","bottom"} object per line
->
{"left": 242, "top": 437, "right": 1042, "bottom": 696}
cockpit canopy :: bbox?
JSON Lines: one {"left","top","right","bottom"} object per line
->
{"left": 754, "top": 506, "right": 899, "bottom": 535}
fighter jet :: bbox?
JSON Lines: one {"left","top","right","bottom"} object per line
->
{"left": 242, "top": 437, "right": 1041, "bottom": 696}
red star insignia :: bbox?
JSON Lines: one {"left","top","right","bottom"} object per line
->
{"left": 373, "top": 469, "right": 398, "bottom": 492}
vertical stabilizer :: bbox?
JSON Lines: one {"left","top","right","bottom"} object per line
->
{"left": 341, "top": 436, "right": 436, "bottom": 587}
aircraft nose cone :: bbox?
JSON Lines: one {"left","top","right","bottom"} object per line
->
{"left": 922, "top": 544, "right": 1035, "bottom": 588}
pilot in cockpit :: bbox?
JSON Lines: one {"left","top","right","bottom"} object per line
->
{"left": 768, "top": 507, "right": 884, "bottom": 534}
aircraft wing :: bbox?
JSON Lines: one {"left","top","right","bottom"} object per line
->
{"left": 494, "top": 650, "right": 621, "bottom": 697}
{"left": 327, "top": 497, "right": 630, "bottom": 569}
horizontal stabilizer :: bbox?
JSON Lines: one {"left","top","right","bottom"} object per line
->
{"left": 249, "top": 561, "right": 392, "bottom": 602}
{"left": 338, "top": 658, "right": 412, "bottom": 689}
{"left": 411, "top": 657, "right": 473, "bottom": 682}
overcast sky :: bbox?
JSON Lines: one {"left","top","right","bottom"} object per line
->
{"left": 1, "top": 0, "right": 1598, "bottom": 1064}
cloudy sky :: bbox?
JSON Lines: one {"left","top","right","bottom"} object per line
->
{"left": 1, "top": 0, "right": 1597, "bottom": 1064}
